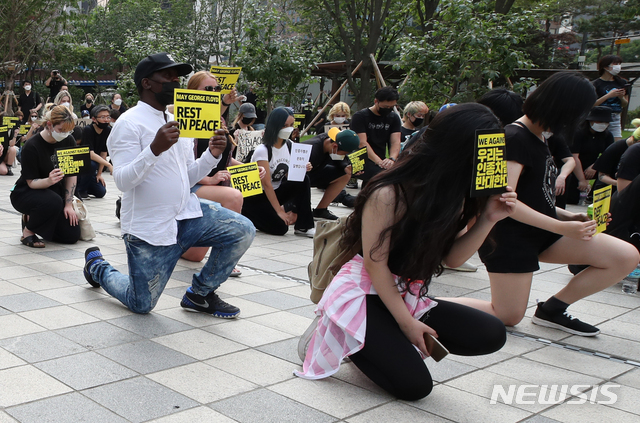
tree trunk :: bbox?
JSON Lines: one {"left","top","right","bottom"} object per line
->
{"left": 494, "top": 0, "right": 515, "bottom": 14}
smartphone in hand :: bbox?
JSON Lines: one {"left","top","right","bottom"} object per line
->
{"left": 424, "top": 333, "right": 449, "bottom": 362}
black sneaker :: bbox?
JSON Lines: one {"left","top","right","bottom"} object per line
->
{"left": 346, "top": 178, "right": 358, "bottom": 189}
{"left": 532, "top": 302, "right": 600, "bottom": 336}
{"left": 6, "top": 167, "right": 13, "bottom": 176}
{"left": 313, "top": 208, "right": 338, "bottom": 221}
{"left": 332, "top": 190, "right": 356, "bottom": 208}
{"left": 181, "top": 287, "right": 240, "bottom": 318}
{"left": 84, "top": 247, "right": 103, "bottom": 288}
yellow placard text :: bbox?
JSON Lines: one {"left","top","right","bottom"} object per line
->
{"left": 228, "top": 162, "right": 263, "bottom": 197}
{"left": 174, "top": 89, "right": 221, "bottom": 139}
{"left": 209, "top": 66, "right": 242, "bottom": 94}
{"left": 592, "top": 185, "right": 612, "bottom": 234}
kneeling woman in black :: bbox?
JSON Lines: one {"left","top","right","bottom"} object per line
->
{"left": 241, "top": 107, "right": 315, "bottom": 237}
{"left": 11, "top": 105, "right": 80, "bottom": 247}
{"left": 296, "top": 104, "right": 515, "bottom": 400}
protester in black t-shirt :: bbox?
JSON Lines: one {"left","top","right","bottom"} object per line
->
{"left": 566, "top": 107, "right": 614, "bottom": 204}
{"left": 302, "top": 129, "right": 360, "bottom": 220}
{"left": 10, "top": 105, "right": 80, "bottom": 247}
{"left": 17, "top": 81, "right": 42, "bottom": 122}
{"left": 44, "top": 71, "right": 67, "bottom": 102}
{"left": 77, "top": 105, "right": 113, "bottom": 198}
{"left": 350, "top": 87, "right": 402, "bottom": 184}
{"left": 474, "top": 72, "right": 639, "bottom": 337}
{"left": 593, "top": 55, "right": 628, "bottom": 140}
{"left": 400, "top": 101, "right": 428, "bottom": 145}
{"left": 593, "top": 128, "right": 640, "bottom": 193}
{"left": 80, "top": 93, "right": 95, "bottom": 118}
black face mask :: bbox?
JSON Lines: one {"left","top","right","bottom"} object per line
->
{"left": 412, "top": 117, "right": 424, "bottom": 127}
{"left": 96, "top": 121, "right": 110, "bottom": 130}
{"left": 378, "top": 107, "right": 393, "bottom": 116}
{"left": 151, "top": 80, "right": 181, "bottom": 106}
{"left": 242, "top": 117, "right": 254, "bottom": 125}
{"left": 86, "top": 99, "right": 93, "bottom": 104}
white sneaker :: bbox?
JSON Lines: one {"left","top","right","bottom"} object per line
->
{"left": 443, "top": 261, "right": 478, "bottom": 272}
{"left": 294, "top": 228, "right": 316, "bottom": 238}
{"left": 298, "top": 316, "right": 320, "bottom": 361}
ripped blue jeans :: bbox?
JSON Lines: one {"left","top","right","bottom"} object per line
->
{"left": 91, "top": 199, "right": 256, "bottom": 314}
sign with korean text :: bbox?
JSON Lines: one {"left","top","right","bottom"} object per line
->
{"left": 0, "top": 126, "right": 8, "bottom": 149}
{"left": 55, "top": 146, "right": 91, "bottom": 175}
{"left": 3, "top": 116, "right": 20, "bottom": 130}
{"left": 174, "top": 89, "right": 221, "bottom": 139}
{"left": 592, "top": 185, "right": 612, "bottom": 234}
{"left": 235, "top": 129, "right": 264, "bottom": 162}
{"left": 348, "top": 147, "right": 368, "bottom": 174}
{"left": 288, "top": 143, "right": 312, "bottom": 182}
{"left": 228, "top": 162, "right": 263, "bottom": 197}
{"left": 471, "top": 130, "right": 507, "bottom": 197}
{"left": 294, "top": 114, "right": 306, "bottom": 129}
{"left": 19, "top": 124, "right": 31, "bottom": 135}
{"left": 209, "top": 66, "right": 242, "bottom": 94}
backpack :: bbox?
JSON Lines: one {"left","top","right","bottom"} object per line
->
{"left": 307, "top": 217, "right": 360, "bottom": 304}
{"left": 243, "top": 139, "right": 293, "bottom": 164}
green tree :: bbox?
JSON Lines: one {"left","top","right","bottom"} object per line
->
{"left": 399, "top": 0, "right": 536, "bottom": 106}
{"left": 236, "top": 8, "right": 316, "bottom": 113}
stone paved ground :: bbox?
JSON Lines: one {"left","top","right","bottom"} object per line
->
{"left": 1, "top": 162, "right": 639, "bottom": 423}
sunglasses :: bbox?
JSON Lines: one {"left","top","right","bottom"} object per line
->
{"left": 204, "top": 85, "right": 222, "bottom": 92}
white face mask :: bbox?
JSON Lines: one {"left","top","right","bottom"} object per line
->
{"left": 333, "top": 117, "right": 346, "bottom": 124}
{"left": 31, "top": 116, "right": 37, "bottom": 121}
{"left": 61, "top": 102, "right": 70, "bottom": 107}
{"left": 609, "top": 65, "right": 621, "bottom": 76}
{"left": 541, "top": 131, "right": 553, "bottom": 139}
{"left": 24, "top": 85, "right": 31, "bottom": 91}
{"left": 329, "top": 153, "right": 345, "bottom": 160}
{"left": 590, "top": 122, "right": 609, "bottom": 133}
{"left": 114, "top": 99, "right": 122, "bottom": 106}
{"left": 278, "top": 127, "right": 294, "bottom": 139}
{"left": 51, "top": 129, "right": 71, "bottom": 142}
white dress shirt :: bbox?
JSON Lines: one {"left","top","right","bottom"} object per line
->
{"left": 107, "top": 101, "right": 220, "bottom": 246}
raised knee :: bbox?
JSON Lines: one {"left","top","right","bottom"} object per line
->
{"left": 499, "top": 312, "right": 525, "bottom": 327}
{"left": 229, "top": 190, "right": 244, "bottom": 213}
{"left": 130, "top": 304, "right": 154, "bottom": 314}
{"left": 395, "top": 381, "right": 433, "bottom": 401}
{"left": 622, "top": 245, "right": 640, "bottom": 271}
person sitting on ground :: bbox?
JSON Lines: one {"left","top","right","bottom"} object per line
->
{"left": 76, "top": 105, "right": 114, "bottom": 199}
{"left": 109, "top": 108, "right": 120, "bottom": 125}
{"left": 303, "top": 128, "right": 360, "bottom": 220}
{"left": 241, "top": 107, "right": 315, "bottom": 237}
{"left": 327, "top": 102, "right": 351, "bottom": 127}
{"left": 229, "top": 103, "right": 257, "bottom": 140}
{"left": 109, "top": 93, "right": 128, "bottom": 114}
{"left": 400, "top": 101, "right": 428, "bottom": 144}
{"left": 593, "top": 120, "right": 639, "bottom": 194}
{"left": 0, "top": 125, "right": 18, "bottom": 176}
{"left": 83, "top": 52, "right": 255, "bottom": 317}
{"left": 80, "top": 93, "right": 95, "bottom": 117}
{"left": 53, "top": 90, "right": 78, "bottom": 119}
{"left": 463, "top": 72, "right": 639, "bottom": 337}
{"left": 10, "top": 105, "right": 80, "bottom": 248}
{"left": 296, "top": 103, "right": 512, "bottom": 400}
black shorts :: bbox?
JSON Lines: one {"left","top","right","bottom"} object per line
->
{"left": 308, "top": 164, "right": 347, "bottom": 189}
{"left": 479, "top": 219, "right": 562, "bottom": 273}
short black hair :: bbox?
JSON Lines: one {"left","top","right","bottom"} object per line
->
{"left": 523, "top": 72, "right": 596, "bottom": 134}
{"left": 109, "top": 108, "right": 121, "bottom": 120}
{"left": 91, "top": 105, "right": 109, "bottom": 119}
{"left": 23, "top": 80, "right": 31, "bottom": 85}
{"left": 375, "top": 86, "right": 399, "bottom": 102}
{"left": 477, "top": 88, "right": 524, "bottom": 126}
{"left": 72, "top": 126, "right": 83, "bottom": 142}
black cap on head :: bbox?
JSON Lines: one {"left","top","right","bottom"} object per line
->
{"left": 134, "top": 53, "right": 193, "bottom": 87}
{"left": 586, "top": 106, "right": 614, "bottom": 123}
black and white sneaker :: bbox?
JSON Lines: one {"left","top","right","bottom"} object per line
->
{"left": 313, "top": 208, "right": 338, "bottom": 221}
{"left": 532, "top": 302, "right": 600, "bottom": 336}
{"left": 181, "top": 288, "right": 240, "bottom": 318}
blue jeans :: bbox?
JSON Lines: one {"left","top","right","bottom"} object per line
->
{"left": 91, "top": 199, "right": 256, "bottom": 314}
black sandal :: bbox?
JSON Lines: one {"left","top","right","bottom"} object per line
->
{"left": 21, "top": 234, "right": 45, "bottom": 248}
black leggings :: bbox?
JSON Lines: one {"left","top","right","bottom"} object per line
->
{"left": 349, "top": 295, "right": 506, "bottom": 401}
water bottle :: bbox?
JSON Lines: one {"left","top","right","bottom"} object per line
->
{"left": 622, "top": 264, "right": 640, "bottom": 294}
{"left": 578, "top": 190, "right": 588, "bottom": 206}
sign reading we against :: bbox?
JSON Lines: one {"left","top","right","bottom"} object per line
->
{"left": 174, "top": 89, "right": 221, "bottom": 139}
{"left": 471, "top": 130, "right": 507, "bottom": 197}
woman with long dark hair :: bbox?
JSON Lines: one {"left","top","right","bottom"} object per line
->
{"left": 594, "top": 55, "right": 629, "bottom": 141}
{"left": 296, "top": 103, "right": 514, "bottom": 400}
{"left": 466, "top": 72, "right": 639, "bottom": 336}
{"left": 241, "top": 107, "right": 315, "bottom": 236}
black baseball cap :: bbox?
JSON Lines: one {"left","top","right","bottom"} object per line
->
{"left": 586, "top": 106, "right": 613, "bottom": 123}
{"left": 134, "top": 53, "right": 193, "bottom": 87}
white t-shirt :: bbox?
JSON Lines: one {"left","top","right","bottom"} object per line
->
{"left": 252, "top": 142, "right": 290, "bottom": 190}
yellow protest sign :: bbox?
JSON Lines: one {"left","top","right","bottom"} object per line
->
{"left": 471, "top": 130, "right": 507, "bottom": 197}
{"left": 209, "top": 66, "right": 242, "bottom": 94}
{"left": 294, "top": 114, "right": 306, "bottom": 129}
{"left": 348, "top": 147, "right": 368, "bottom": 174}
{"left": 174, "top": 89, "right": 221, "bottom": 139}
{"left": 19, "top": 125, "right": 31, "bottom": 135}
{"left": 228, "top": 162, "right": 263, "bottom": 197}
{"left": 55, "top": 146, "right": 91, "bottom": 175}
{"left": 3, "top": 116, "right": 20, "bottom": 129}
{"left": 592, "top": 185, "right": 612, "bottom": 234}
